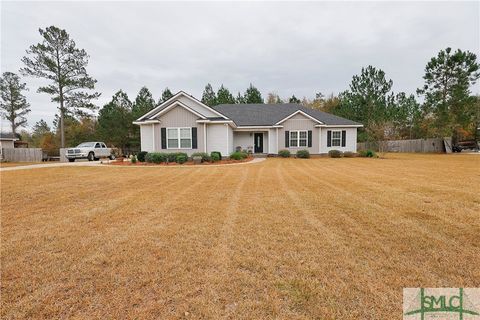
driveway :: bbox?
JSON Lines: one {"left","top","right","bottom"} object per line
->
{"left": 0, "top": 160, "right": 103, "bottom": 172}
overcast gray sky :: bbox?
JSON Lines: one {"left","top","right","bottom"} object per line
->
{"left": 1, "top": 1, "right": 479, "bottom": 131}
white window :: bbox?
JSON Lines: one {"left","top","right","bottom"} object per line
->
{"left": 167, "top": 127, "right": 192, "bottom": 149}
{"left": 290, "top": 131, "right": 298, "bottom": 147}
{"left": 332, "top": 130, "right": 341, "bottom": 147}
{"left": 289, "top": 130, "right": 308, "bottom": 148}
{"left": 299, "top": 131, "right": 307, "bottom": 147}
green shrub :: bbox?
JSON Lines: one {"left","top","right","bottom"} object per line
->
{"left": 296, "top": 149, "right": 310, "bottom": 159}
{"left": 210, "top": 151, "right": 222, "bottom": 161}
{"left": 175, "top": 152, "right": 188, "bottom": 163}
{"left": 358, "top": 150, "right": 376, "bottom": 158}
{"left": 343, "top": 151, "right": 356, "bottom": 158}
{"left": 145, "top": 152, "right": 167, "bottom": 163}
{"left": 137, "top": 151, "right": 148, "bottom": 162}
{"left": 328, "top": 150, "right": 343, "bottom": 158}
{"left": 210, "top": 152, "right": 221, "bottom": 162}
{"left": 131, "top": 155, "right": 137, "bottom": 163}
{"left": 230, "top": 151, "right": 247, "bottom": 160}
{"left": 166, "top": 153, "right": 176, "bottom": 162}
{"left": 176, "top": 154, "right": 188, "bottom": 164}
{"left": 191, "top": 152, "right": 211, "bottom": 162}
{"left": 278, "top": 149, "right": 291, "bottom": 158}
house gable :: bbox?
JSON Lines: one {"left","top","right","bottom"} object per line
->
{"left": 157, "top": 103, "right": 202, "bottom": 127}
{"left": 137, "top": 91, "right": 227, "bottom": 122}
{"left": 275, "top": 110, "right": 324, "bottom": 125}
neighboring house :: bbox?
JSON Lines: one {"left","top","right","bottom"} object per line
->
{"left": 0, "top": 132, "right": 18, "bottom": 150}
{"left": 134, "top": 91, "right": 362, "bottom": 156}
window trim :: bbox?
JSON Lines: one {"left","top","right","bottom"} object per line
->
{"left": 289, "top": 130, "right": 308, "bottom": 148}
{"left": 331, "top": 130, "right": 342, "bottom": 147}
{"left": 166, "top": 127, "right": 192, "bottom": 149}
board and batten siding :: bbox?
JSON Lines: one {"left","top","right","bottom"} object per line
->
{"left": 278, "top": 113, "right": 320, "bottom": 154}
{"left": 151, "top": 105, "right": 205, "bottom": 155}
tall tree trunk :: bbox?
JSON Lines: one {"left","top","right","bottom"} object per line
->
{"left": 56, "top": 48, "right": 65, "bottom": 148}
{"left": 59, "top": 88, "right": 65, "bottom": 148}
{"left": 11, "top": 119, "right": 16, "bottom": 135}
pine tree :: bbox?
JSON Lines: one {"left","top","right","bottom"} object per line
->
{"left": 216, "top": 84, "right": 235, "bottom": 104}
{"left": 132, "top": 87, "right": 156, "bottom": 149}
{"left": 235, "top": 92, "right": 245, "bottom": 104}
{"left": 289, "top": 95, "right": 301, "bottom": 103}
{"left": 0, "top": 72, "right": 31, "bottom": 134}
{"left": 97, "top": 90, "right": 133, "bottom": 150}
{"left": 243, "top": 84, "right": 263, "bottom": 103}
{"left": 417, "top": 48, "right": 480, "bottom": 137}
{"left": 21, "top": 26, "right": 100, "bottom": 147}
{"left": 133, "top": 87, "right": 155, "bottom": 119}
{"left": 201, "top": 83, "right": 217, "bottom": 106}
{"left": 32, "top": 119, "right": 51, "bottom": 136}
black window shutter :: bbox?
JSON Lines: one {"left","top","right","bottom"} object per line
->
{"left": 285, "top": 131, "right": 289, "bottom": 148}
{"left": 308, "top": 130, "right": 312, "bottom": 148}
{"left": 192, "top": 127, "right": 197, "bottom": 149}
{"left": 161, "top": 127, "right": 167, "bottom": 149}
{"left": 341, "top": 130, "right": 346, "bottom": 147}
{"left": 327, "top": 130, "right": 332, "bottom": 147}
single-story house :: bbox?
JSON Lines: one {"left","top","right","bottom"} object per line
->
{"left": 133, "top": 91, "right": 363, "bottom": 156}
{"left": 0, "top": 132, "right": 18, "bottom": 150}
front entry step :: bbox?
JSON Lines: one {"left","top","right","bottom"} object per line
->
{"left": 253, "top": 153, "right": 268, "bottom": 158}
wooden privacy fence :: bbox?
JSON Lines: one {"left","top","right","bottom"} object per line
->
{"left": 358, "top": 138, "right": 449, "bottom": 153}
{"left": 1, "top": 148, "right": 43, "bottom": 162}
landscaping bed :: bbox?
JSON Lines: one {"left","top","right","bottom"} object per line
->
{"left": 106, "top": 157, "right": 253, "bottom": 166}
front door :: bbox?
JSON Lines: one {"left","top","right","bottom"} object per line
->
{"left": 254, "top": 133, "right": 263, "bottom": 153}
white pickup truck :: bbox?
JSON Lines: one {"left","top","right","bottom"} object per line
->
{"left": 65, "top": 142, "right": 115, "bottom": 162}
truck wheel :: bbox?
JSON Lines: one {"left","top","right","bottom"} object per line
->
{"left": 88, "top": 152, "right": 95, "bottom": 161}
{"left": 109, "top": 154, "right": 116, "bottom": 160}
{"left": 68, "top": 158, "right": 75, "bottom": 162}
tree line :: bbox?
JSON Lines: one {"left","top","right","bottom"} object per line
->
{"left": 1, "top": 25, "right": 479, "bottom": 154}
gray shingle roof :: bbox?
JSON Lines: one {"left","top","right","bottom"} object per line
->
{"left": 211, "top": 103, "right": 362, "bottom": 126}
{"left": 0, "top": 132, "right": 18, "bottom": 140}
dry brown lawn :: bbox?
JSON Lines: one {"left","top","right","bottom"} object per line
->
{"left": 1, "top": 154, "right": 479, "bottom": 319}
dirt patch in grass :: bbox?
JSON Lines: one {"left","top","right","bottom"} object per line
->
{"left": 1, "top": 153, "right": 479, "bottom": 318}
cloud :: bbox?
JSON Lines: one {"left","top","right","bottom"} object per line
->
{"left": 1, "top": 1, "right": 478, "bottom": 131}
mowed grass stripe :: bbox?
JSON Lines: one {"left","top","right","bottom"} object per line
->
{"left": 1, "top": 154, "right": 479, "bottom": 319}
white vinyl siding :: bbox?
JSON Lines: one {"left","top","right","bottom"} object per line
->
{"left": 167, "top": 127, "right": 192, "bottom": 149}
{"left": 319, "top": 127, "right": 358, "bottom": 153}
{"left": 140, "top": 125, "right": 154, "bottom": 152}
{"left": 207, "top": 123, "right": 232, "bottom": 156}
